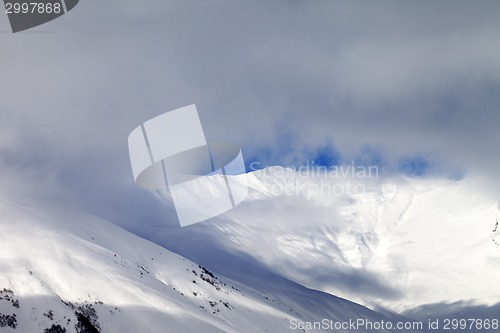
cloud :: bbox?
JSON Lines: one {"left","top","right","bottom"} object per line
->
{"left": 0, "top": 0, "right": 499, "bottom": 228}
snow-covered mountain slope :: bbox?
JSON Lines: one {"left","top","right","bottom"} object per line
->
{"left": 0, "top": 199, "right": 403, "bottom": 333}
{"left": 148, "top": 167, "right": 500, "bottom": 314}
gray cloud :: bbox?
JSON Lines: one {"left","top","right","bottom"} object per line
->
{"left": 0, "top": 0, "right": 499, "bottom": 229}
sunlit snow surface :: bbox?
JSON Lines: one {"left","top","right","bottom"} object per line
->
{"left": 2, "top": 166, "right": 498, "bottom": 332}
{"left": 152, "top": 167, "right": 500, "bottom": 316}
{"left": 0, "top": 199, "right": 398, "bottom": 333}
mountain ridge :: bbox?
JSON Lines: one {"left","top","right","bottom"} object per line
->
{"left": 0, "top": 198, "right": 402, "bottom": 332}
{"left": 148, "top": 167, "right": 500, "bottom": 314}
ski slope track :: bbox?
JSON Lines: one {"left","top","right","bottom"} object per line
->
{"left": 0, "top": 199, "right": 401, "bottom": 333}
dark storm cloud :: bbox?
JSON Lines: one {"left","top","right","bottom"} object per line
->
{"left": 0, "top": 0, "right": 499, "bottom": 229}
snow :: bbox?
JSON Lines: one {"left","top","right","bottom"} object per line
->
{"left": 149, "top": 167, "right": 500, "bottom": 316}
{"left": 0, "top": 198, "right": 400, "bottom": 332}
{"left": 2, "top": 165, "right": 497, "bottom": 332}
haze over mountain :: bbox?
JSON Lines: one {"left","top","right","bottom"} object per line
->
{"left": 146, "top": 167, "right": 500, "bottom": 319}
